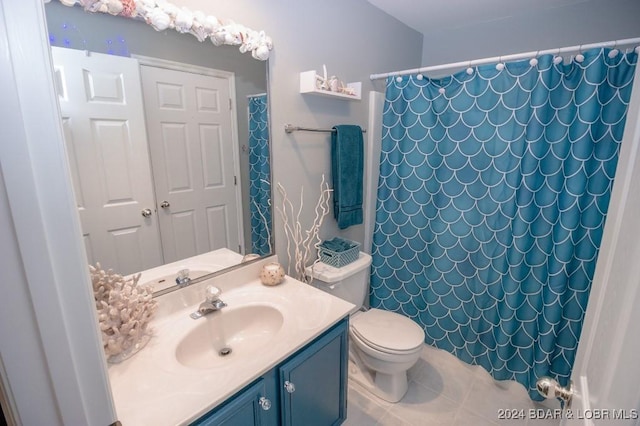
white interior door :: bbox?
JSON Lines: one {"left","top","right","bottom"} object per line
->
{"left": 140, "top": 64, "right": 241, "bottom": 263}
{"left": 51, "top": 47, "right": 163, "bottom": 275}
{"left": 562, "top": 66, "right": 640, "bottom": 425}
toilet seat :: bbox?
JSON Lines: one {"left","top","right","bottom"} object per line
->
{"left": 351, "top": 309, "right": 424, "bottom": 354}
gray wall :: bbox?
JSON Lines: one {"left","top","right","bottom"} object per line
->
{"left": 172, "top": 0, "right": 423, "bottom": 269}
{"left": 421, "top": 0, "right": 640, "bottom": 66}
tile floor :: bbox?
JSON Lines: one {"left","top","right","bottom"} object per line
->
{"left": 344, "top": 344, "right": 561, "bottom": 425}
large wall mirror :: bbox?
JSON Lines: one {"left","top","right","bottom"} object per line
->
{"left": 45, "top": 1, "right": 272, "bottom": 294}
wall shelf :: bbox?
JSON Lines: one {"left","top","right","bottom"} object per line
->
{"left": 299, "top": 70, "right": 361, "bottom": 100}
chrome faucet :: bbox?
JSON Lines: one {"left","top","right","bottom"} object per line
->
{"left": 175, "top": 268, "right": 191, "bottom": 287}
{"left": 190, "top": 285, "right": 227, "bottom": 319}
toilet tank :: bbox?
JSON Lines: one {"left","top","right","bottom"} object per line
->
{"left": 306, "top": 252, "right": 372, "bottom": 312}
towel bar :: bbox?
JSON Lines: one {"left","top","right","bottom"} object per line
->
{"left": 284, "top": 124, "right": 367, "bottom": 134}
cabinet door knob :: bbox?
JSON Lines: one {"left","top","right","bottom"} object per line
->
{"left": 160, "top": 201, "right": 170, "bottom": 208}
{"left": 141, "top": 208, "right": 152, "bottom": 218}
{"left": 258, "top": 396, "right": 271, "bottom": 411}
{"left": 284, "top": 381, "right": 296, "bottom": 393}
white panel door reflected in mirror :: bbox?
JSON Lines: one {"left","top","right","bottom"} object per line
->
{"left": 46, "top": 1, "right": 271, "bottom": 285}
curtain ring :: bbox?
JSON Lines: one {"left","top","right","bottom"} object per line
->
{"left": 609, "top": 40, "right": 620, "bottom": 58}
{"left": 496, "top": 56, "right": 505, "bottom": 71}
{"left": 529, "top": 51, "right": 539, "bottom": 67}
{"left": 466, "top": 60, "right": 474, "bottom": 75}
{"left": 553, "top": 48, "right": 563, "bottom": 65}
{"left": 575, "top": 45, "right": 584, "bottom": 63}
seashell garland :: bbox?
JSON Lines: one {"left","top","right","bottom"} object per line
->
{"left": 59, "top": 0, "right": 273, "bottom": 60}
{"left": 89, "top": 263, "right": 157, "bottom": 363}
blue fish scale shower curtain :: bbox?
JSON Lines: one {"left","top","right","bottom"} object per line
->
{"left": 248, "top": 94, "right": 272, "bottom": 256}
{"left": 370, "top": 48, "right": 637, "bottom": 400}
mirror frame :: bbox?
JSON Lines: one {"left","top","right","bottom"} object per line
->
{"left": 51, "top": 0, "right": 273, "bottom": 60}
{"left": 47, "top": 0, "right": 275, "bottom": 296}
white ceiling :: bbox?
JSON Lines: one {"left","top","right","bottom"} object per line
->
{"left": 367, "top": 0, "right": 590, "bottom": 34}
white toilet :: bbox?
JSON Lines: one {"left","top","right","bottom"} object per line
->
{"left": 307, "top": 252, "right": 425, "bottom": 402}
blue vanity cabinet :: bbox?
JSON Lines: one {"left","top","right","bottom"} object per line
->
{"left": 191, "top": 318, "right": 348, "bottom": 426}
{"left": 279, "top": 319, "right": 348, "bottom": 426}
{"left": 191, "top": 378, "right": 275, "bottom": 426}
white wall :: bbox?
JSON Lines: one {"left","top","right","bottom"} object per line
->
{"left": 173, "top": 0, "right": 423, "bottom": 266}
{"left": 421, "top": 0, "right": 640, "bottom": 66}
{"left": 0, "top": 168, "right": 61, "bottom": 425}
{"left": 0, "top": 1, "right": 116, "bottom": 424}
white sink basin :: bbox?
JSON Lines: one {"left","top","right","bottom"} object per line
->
{"left": 175, "top": 304, "right": 284, "bottom": 370}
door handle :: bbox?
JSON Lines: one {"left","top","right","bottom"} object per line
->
{"left": 141, "top": 208, "right": 153, "bottom": 218}
{"left": 284, "top": 381, "right": 296, "bottom": 393}
{"left": 536, "top": 377, "right": 573, "bottom": 408}
{"left": 160, "top": 201, "right": 170, "bottom": 208}
{"left": 258, "top": 396, "right": 271, "bottom": 411}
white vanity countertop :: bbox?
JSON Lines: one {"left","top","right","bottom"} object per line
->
{"left": 108, "top": 258, "right": 354, "bottom": 425}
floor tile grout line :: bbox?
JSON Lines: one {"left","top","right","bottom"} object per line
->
{"left": 347, "top": 380, "right": 393, "bottom": 418}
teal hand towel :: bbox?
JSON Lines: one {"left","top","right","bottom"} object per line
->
{"left": 320, "top": 237, "right": 358, "bottom": 252}
{"left": 331, "top": 125, "right": 363, "bottom": 229}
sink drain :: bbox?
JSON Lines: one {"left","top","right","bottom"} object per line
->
{"left": 219, "top": 347, "right": 232, "bottom": 357}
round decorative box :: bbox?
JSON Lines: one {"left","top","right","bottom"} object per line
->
{"left": 260, "top": 262, "right": 285, "bottom": 286}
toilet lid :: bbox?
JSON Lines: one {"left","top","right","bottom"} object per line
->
{"left": 351, "top": 309, "right": 424, "bottom": 352}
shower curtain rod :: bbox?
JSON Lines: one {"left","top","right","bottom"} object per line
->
{"left": 370, "top": 37, "right": 640, "bottom": 80}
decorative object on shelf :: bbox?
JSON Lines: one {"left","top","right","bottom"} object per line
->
{"left": 260, "top": 261, "right": 286, "bottom": 286}
{"left": 89, "top": 262, "right": 157, "bottom": 363}
{"left": 54, "top": 0, "right": 273, "bottom": 60}
{"left": 276, "top": 174, "right": 332, "bottom": 283}
{"left": 328, "top": 75, "right": 339, "bottom": 92}
{"left": 300, "top": 68, "right": 362, "bottom": 100}
{"left": 338, "top": 82, "right": 356, "bottom": 96}
{"left": 316, "top": 64, "right": 329, "bottom": 90}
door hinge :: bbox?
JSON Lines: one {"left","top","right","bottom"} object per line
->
{"left": 238, "top": 245, "right": 242, "bottom": 253}
{"left": 234, "top": 175, "right": 237, "bottom": 185}
{"left": 229, "top": 98, "right": 233, "bottom": 110}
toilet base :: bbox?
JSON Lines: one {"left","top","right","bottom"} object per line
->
{"left": 372, "top": 369, "right": 409, "bottom": 403}
{"left": 348, "top": 348, "right": 409, "bottom": 403}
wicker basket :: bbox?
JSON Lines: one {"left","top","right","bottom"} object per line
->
{"left": 318, "top": 238, "right": 360, "bottom": 268}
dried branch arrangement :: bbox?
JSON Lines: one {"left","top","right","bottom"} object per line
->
{"left": 90, "top": 263, "right": 157, "bottom": 363}
{"left": 276, "top": 175, "right": 332, "bottom": 283}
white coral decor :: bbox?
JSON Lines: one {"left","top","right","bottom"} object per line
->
{"left": 90, "top": 263, "right": 157, "bottom": 363}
